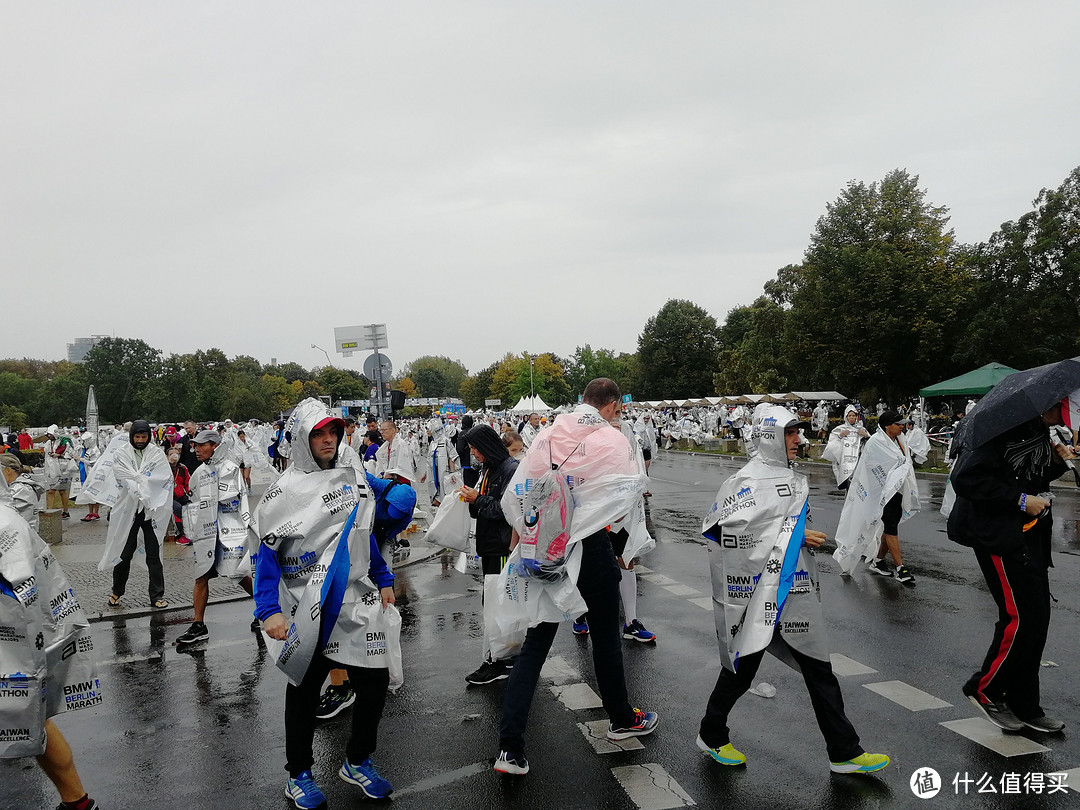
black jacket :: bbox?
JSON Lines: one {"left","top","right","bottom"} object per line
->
{"left": 947, "top": 420, "right": 1067, "bottom": 566}
{"left": 468, "top": 455, "right": 519, "bottom": 557}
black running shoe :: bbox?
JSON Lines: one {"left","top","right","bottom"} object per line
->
{"left": 315, "top": 686, "right": 356, "bottom": 720}
{"left": 465, "top": 660, "right": 509, "bottom": 685}
{"left": 176, "top": 621, "right": 209, "bottom": 646}
{"left": 964, "top": 688, "right": 1024, "bottom": 732}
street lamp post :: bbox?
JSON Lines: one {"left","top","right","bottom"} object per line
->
{"left": 311, "top": 343, "right": 333, "bottom": 368}
{"left": 529, "top": 355, "right": 535, "bottom": 403}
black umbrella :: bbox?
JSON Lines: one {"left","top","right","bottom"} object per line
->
{"left": 954, "top": 356, "right": 1080, "bottom": 450}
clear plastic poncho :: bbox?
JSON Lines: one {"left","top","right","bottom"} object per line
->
{"left": 832, "top": 429, "right": 920, "bottom": 574}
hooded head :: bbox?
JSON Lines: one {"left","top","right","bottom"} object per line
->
{"left": 130, "top": 419, "right": 152, "bottom": 450}
{"left": 46, "top": 424, "right": 60, "bottom": 439}
{"left": 427, "top": 418, "right": 444, "bottom": 439}
{"left": 749, "top": 405, "right": 808, "bottom": 469}
{"left": 465, "top": 425, "right": 510, "bottom": 468}
{"left": 285, "top": 398, "right": 346, "bottom": 473}
{"left": 461, "top": 415, "right": 475, "bottom": 431}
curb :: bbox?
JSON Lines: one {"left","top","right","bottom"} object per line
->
{"left": 84, "top": 538, "right": 447, "bottom": 624}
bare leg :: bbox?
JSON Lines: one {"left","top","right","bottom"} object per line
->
{"left": 877, "top": 534, "right": 903, "bottom": 567}
{"left": 238, "top": 575, "right": 254, "bottom": 596}
{"left": 36, "top": 719, "right": 86, "bottom": 803}
{"left": 330, "top": 668, "right": 348, "bottom": 687}
{"left": 193, "top": 575, "right": 211, "bottom": 622}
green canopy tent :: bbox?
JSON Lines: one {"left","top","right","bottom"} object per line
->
{"left": 918, "top": 362, "right": 1020, "bottom": 397}
{"left": 917, "top": 362, "right": 1019, "bottom": 426}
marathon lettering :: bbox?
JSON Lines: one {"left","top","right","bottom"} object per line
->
{"left": 13, "top": 575, "right": 38, "bottom": 606}
{"left": 0, "top": 529, "right": 19, "bottom": 554}
{"left": 263, "top": 486, "right": 282, "bottom": 501}
{"left": 0, "top": 626, "right": 27, "bottom": 643}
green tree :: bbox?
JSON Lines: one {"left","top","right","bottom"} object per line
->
{"left": 82, "top": 338, "right": 163, "bottom": 421}
{"left": 0, "top": 404, "right": 29, "bottom": 430}
{"left": 637, "top": 300, "right": 722, "bottom": 399}
{"left": 713, "top": 297, "right": 792, "bottom": 394}
{"left": 265, "top": 362, "right": 310, "bottom": 384}
{"left": 459, "top": 361, "right": 500, "bottom": 411}
{"left": 401, "top": 356, "right": 469, "bottom": 398}
{"left": 781, "top": 169, "right": 973, "bottom": 401}
{"left": 315, "top": 367, "right": 370, "bottom": 403}
{"left": 958, "top": 165, "right": 1080, "bottom": 369}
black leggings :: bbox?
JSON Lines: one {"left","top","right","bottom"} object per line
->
{"left": 284, "top": 654, "right": 389, "bottom": 777}
{"left": 881, "top": 493, "right": 903, "bottom": 535}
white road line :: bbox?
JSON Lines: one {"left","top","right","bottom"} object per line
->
{"left": 633, "top": 564, "right": 652, "bottom": 574}
{"left": 687, "top": 597, "right": 713, "bottom": 611}
{"left": 540, "top": 655, "right": 582, "bottom": 684}
{"left": 611, "top": 763, "right": 696, "bottom": 810}
{"left": 577, "top": 720, "right": 645, "bottom": 754}
{"left": 1064, "top": 767, "right": 1080, "bottom": 793}
{"left": 830, "top": 653, "right": 878, "bottom": 677}
{"left": 940, "top": 718, "right": 1051, "bottom": 757}
{"left": 551, "top": 682, "right": 604, "bottom": 710}
{"left": 424, "top": 592, "right": 466, "bottom": 604}
{"left": 99, "top": 652, "right": 162, "bottom": 666}
{"left": 639, "top": 572, "right": 678, "bottom": 586}
{"left": 662, "top": 584, "right": 701, "bottom": 597}
{"left": 863, "top": 681, "right": 952, "bottom": 711}
{"left": 393, "top": 761, "right": 490, "bottom": 796}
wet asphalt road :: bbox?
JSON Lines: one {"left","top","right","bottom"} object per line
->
{"left": 5, "top": 452, "right": 1080, "bottom": 810}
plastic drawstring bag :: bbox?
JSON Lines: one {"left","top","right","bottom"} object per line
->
{"left": 427, "top": 493, "right": 471, "bottom": 552}
{"left": 517, "top": 444, "right": 580, "bottom": 581}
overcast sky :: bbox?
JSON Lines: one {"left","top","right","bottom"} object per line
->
{"left": 2, "top": 2, "right": 1078, "bottom": 377}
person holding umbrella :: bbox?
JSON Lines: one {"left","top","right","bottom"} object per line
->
{"left": 947, "top": 358, "right": 1080, "bottom": 733}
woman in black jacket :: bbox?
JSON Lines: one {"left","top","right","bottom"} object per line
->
{"left": 459, "top": 424, "right": 519, "bottom": 685}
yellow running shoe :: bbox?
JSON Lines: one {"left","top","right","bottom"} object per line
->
{"left": 830, "top": 752, "right": 890, "bottom": 774}
{"left": 696, "top": 735, "right": 747, "bottom": 766}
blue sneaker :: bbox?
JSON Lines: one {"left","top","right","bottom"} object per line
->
{"left": 285, "top": 770, "right": 327, "bottom": 809}
{"left": 339, "top": 757, "right": 393, "bottom": 798}
{"left": 572, "top": 617, "right": 589, "bottom": 635}
{"left": 623, "top": 619, "right": 657, "bottom": 643}
{"left": 608, "top": 708, "right": 659, "bottom": 741}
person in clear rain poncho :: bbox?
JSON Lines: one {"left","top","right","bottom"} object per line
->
{"left": 253, "top": 398, "right": 397, "bottom": 807}
{"left": 822, "top": 405, "right": 871, "bottom": 490}
{"left": 0, "top": 471, "right": 102, "bottom": 809}
{"left": 89, "top": 421, "right": 173, "bottom": 611}
{"left": 173, "top": 430, "right": 257, "bottom": 646}
{"left": 698, "top": 405, "right": 890, "bottom": 774}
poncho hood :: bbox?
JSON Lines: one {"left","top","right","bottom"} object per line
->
{"left": 749, "top": 406, "right": 805, "bottom": 469}
{"left": 285, "top": 398, "right": 345, "bottom": 473}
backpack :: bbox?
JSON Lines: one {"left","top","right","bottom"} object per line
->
{"left": 517, "top": 444, "right": 581, "bottom": 581}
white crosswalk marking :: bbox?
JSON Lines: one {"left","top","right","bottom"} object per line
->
{"left": 863, "top": 680, "right": 951, "bottom": 711}
{"left": 1063, "top": 767, "right": 1080, "bottom": 793}
{"left": 639, "top": 572, "right": 678, "bottom": 586}
{"left": 662, "top": 583, "right": 701, "bottom": 597}
{"left": 551, "top": 682, "right": 603, "bottom": 710}
{"left": 577, "top": 720, "right": 645, "bottom": 754}
{"left": 830, "top": 653, "right": 877, "bottom": 677}
{"left": 940, "top": 718, "right": 1051, "bottom": 757}
{"left": 687, "top": 597, "right": 713, "bottom": 611}
{"left": 611, "top": 763, "right": 696, "bottom": 809}
{"left": 424, "top": 592, "right": 466, "bottom": 604}
{"left": 540, "top": 655, "right": 582, "bottom": 684}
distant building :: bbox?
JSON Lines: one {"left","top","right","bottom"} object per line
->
{"left": 67, "top": 335, "right": 109, "bottom": 363}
